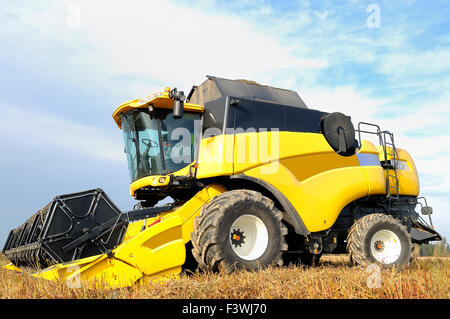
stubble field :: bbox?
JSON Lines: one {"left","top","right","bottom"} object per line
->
{"left": 0, "top": 253, "right": 448, "bottom": 299}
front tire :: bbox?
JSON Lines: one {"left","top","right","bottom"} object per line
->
{"left": 191, "top": 190, "right": 288, "bottom": 273}
{"left": 347, "top": 213, "right": 413, "bottom": 267}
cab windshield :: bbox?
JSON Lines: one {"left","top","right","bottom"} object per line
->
{"left": 121, "top": 109, "right": 200, "bottom": 182}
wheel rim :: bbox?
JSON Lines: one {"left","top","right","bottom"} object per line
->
{"left": 370, "top": 230, "right": 402, "bottom": 264}
{"left": 229, "top": 214, "right": 269, "bottom": 260}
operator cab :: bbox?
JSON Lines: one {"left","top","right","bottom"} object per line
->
{"left": 112, "top": 88, "right": 204, "bottom": 199}
{"left": 120, "top": 109, "right": 200, "bottom": 182}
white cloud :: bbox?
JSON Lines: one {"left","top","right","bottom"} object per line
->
{"left": 300, "top": 85, "right": 391, "bottom": 124}
{"left": 0, "top": 103, "right": 124, "bottom": 162}
{"left": 379, "top": 49, "right": 450, "bottom": 78}
{"left": 3, "top": 0, "right": 327, "bottom": 98}
{"left": 93, "top": 1, "right": 326, "bottom": 85}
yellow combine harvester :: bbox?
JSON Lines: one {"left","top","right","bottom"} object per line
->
{"left": 2, "top": 76, "right": 441, "bottom": 288}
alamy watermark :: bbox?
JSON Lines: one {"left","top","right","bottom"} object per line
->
{"left": 366, "top": 4, "right": 381, "bottom": 28}
{"left": 168, "top": 122, "right": 280, "bottom": 174}
{"left": 66, "top": 265, "right": 81, "bottom": 288}
{"left": 66, "top": 3, "right": 81, "bottom": 29}
{"left": 366, "top": 263, "right": 382, "bottom": 288}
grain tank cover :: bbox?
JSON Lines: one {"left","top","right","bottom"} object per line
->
{"left": 187, "top": 75, "right": 308, "bottom": 108}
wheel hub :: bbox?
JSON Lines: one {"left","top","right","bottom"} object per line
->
{"left": 229, "top": 214, "right": 269, "bottom": 261}
{"left": 370, "top": 229, "right": 402, "bottom": 264}
{"left": 374, "top": 240, "right": 385, "bottom": 252}
{"left": 230, "top": 229, "right": 246, "bottom": 247}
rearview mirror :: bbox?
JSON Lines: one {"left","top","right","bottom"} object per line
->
{"left": 169, "top": 88, "right": 185, "bottom": 119}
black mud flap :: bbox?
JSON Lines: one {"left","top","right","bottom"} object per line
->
{"left": 410, "top": 217, "right": 442, "bottom": 244}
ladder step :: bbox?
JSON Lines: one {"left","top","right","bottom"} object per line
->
{"left": 362, "top": 128, "right": 401, "bottom": 206}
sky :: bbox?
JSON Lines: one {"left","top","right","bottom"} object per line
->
{"left": 0, "top": 0, "right": 449, "bottom": 245}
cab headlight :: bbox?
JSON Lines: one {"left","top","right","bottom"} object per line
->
{"left": 396, "top": 160, "right": 410, "bottom": 171}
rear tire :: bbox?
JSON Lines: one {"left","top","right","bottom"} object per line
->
{"left": 191, "top": 190, "right": 288, "bottom": 273}
{"left": 347, "top": 213, "right": 413, "bottom": 267}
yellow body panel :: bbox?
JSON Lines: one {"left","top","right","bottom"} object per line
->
{"left": 244, "top": 162, "right": 369, "bottom": 232}
{"left": 361, "top": 166, "right": 386, "bottom": 195}
{"left": 122, "top": 218, "right": 149, "bottom": 242}
{"left": 231, "top": 132, "right": 386, "bottom": 232}
{"left": 234, "top": 131, "right": 357, "bottom": 175}
{"left": 125, "top": 183, "right": 225, "bottom": 243}
{"left": 359, "top": 139, "right": 380, "bottom": 154}
{"left": 30, "top": 254, "right": 142, "bottom": 288}
{"left": 129, "top": 174, "right": 172, "bottom": 196}
{"left": 395, "top": 148, "right": 420, "bottom": 196}
{"left": 129, "top": 165, "right": 194, "bottom": 197}
{"left": 114, "top": 214, "right": 186, "bottom": 278}
{"left": 378, "top": 146, "right": 420, "bottom": 196}
{"left": 176, "top": 184, "right": 226, "bottom": 243}
{"left": 359, "top": 140, "right": 386, "bottom": 195}
{"left": 2, "top": 263, "right": 22, "bottom": 272}
{"left": 196, "top": 134, "right": 235, "bottom": 178}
